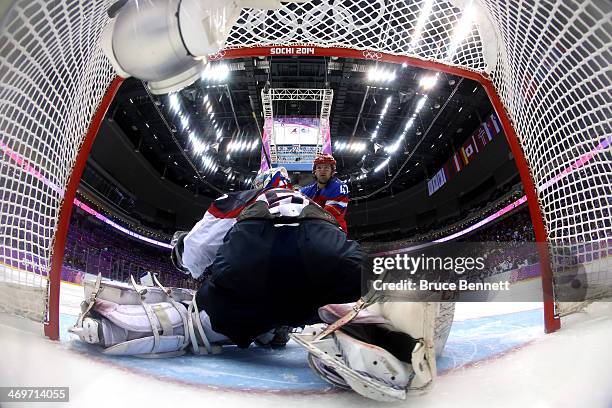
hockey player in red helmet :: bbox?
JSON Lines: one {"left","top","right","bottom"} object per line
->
{"left": 312, "top": 154, "right": 337, "bottom": 183}
{"left": 301, "top": 154, "right": 350, "bottom": 232}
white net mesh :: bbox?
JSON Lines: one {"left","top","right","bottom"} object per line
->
{"left": 480, "top": 0, "right": 612, "bottom": 315}
{"left": 0, "top": 0, "right": 609, "bottom": 330}
{"left": 226, "top": 0, "right": 612, "bottom": 320}
{"left": 0, "top": 0, "right": 115, "bottom": 322}
{"left": 225, "top": 0, "right": 486, "bottom": 69}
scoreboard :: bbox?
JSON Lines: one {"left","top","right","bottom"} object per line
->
{"left": 260, "top": 117, "right": 332, "bottom": 172}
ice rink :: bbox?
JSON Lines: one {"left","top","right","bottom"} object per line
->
{"left": 1, "top": 278, "right": 611, "bottom": 408}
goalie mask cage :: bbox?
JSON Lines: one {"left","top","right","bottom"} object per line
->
{"left": 0, "top": 0, "right": 610, "bottom": 340}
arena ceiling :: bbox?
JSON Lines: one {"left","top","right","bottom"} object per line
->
{"left": 106, "top": 56, "right": 494, "bottom": 200}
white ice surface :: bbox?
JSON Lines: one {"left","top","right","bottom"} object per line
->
{"left": 1, "top": 281, "right": 611, "bottom": 408}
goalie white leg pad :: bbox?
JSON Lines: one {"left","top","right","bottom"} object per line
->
{"left": 72, "top": 276, "right": 241, "bottom": 356}
{"left": 70, "top": 297, "right": 190, "bottom": 357}
{"left": 71, "top": 275, "right": 200, "bottom": 357}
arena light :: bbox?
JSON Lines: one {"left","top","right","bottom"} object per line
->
{"left": 414, "top": 95, "right": 428, "bottom": 114}
{"left": 385, "top": 141, "right": 400, "bottom": 154}
{"left": 370, "top": 96, "right": 393, "bottom": 141}
{"left": 193, "top": 139, "right": 207, "bottom": 155}
{"left": 381, "top": 96, "right": 392, "bottom": 117}
{"left": 189, "top": 132, "right": 207, "bottom": 154}
{"left": 405, "top": 118, "right": 415, "bottom": 130}
{"left": 179, "top": 114, "right": 189, "bottom": 130}
{"left": 201, "top": 155, "right": 217, "bottom": 173}
{"left": 202, "top": 63, "right": 230, "bottom": 82}
{"left": 368, "top": 67, "right": 396, "bottom": 83}
{"left": 169, "top": 93, "right": 180, "bottom": 112}
{"left": 419, "top": 74, "right": 439, "bottom": 90}
{"left": 374, "top": 157, "right": 390, "bottom": 173}
{"left": 335, "top": 141, "right": 366, "bottom": 153}
{"left": 386, "top": 115, "right": 413, "bottom": 155}
{"left": 227, "top": 138, "right": 259, "bottom": 153}
{"left": 385, "top": 134, "right": 406, "bottom": 154}
{"left": 350, "top": 142, "right": 367, "bottom": 152}
{"left": 367, "top": 68, "right": 376, "bottom": 81}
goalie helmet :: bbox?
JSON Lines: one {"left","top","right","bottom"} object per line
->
{"left": 253, "top": 167, "right": 291, "bottom": 189}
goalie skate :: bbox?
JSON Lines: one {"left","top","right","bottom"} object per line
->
{"left": 291, "top": 302, "right": 454, "bottom": 402}
{"left": 292, "top": 326, "right": 423, "bottom": 402}
{"left": 300, "top": 324, "right": 350, "bottom": 389}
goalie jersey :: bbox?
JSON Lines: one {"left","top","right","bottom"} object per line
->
{"left": 181, "top": 188, "right": 338, "bottom": 279}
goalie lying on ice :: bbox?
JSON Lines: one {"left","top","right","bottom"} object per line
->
{"left": 69, "top": 167, "right": 454, "bottom": 402}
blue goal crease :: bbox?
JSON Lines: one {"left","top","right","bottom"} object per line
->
{"left": 59, "top": 308, "right": 544, "bottom": 391}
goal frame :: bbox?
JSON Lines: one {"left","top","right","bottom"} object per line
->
{"left": 42, "top": 45, "right": 561, "bottom": 340}
{"left": 43, "top": 77, "right": 124, "bottom": 340}
{"left": 221, "top": 46, "right": 560, "bottom": 333}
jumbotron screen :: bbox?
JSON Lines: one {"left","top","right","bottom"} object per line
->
{"left": 260, "top": 117, "right": 331, "bottom": 172}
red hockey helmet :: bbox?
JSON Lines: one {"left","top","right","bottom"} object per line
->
{"left": 312, "top": 154, "right": 336, "bottom": 174}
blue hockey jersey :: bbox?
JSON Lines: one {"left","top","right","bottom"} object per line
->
{"left": 300, "top": 177, "right": 349, "bottom": 232}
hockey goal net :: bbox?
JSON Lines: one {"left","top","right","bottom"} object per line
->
{"left": 0, "top": 0, "right": 610, "bottom": 339}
